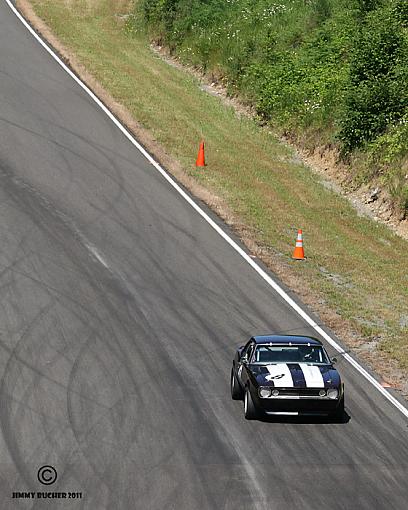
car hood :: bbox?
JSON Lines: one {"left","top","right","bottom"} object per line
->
{"left": 250, "top": 363, "right": 341, "bottom": 388}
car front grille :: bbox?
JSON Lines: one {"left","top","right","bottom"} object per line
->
{"left": 277, "top": 389, "right": 322, "bottom": 396}
{"left": 262, "top": 388, "right": 335, "bottom": 400}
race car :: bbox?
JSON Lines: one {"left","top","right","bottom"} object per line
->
{"left": 231, "top": 335, "right": 344, "bottom": 420}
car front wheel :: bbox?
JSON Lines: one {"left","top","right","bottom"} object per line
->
{"left": 231, "top": 368, "right": 244, "bottom": 400}
{"left": 329, "top": 395, "right": 345, "bottom": 422}
{"left": 244, "top": 386, "right": 260, "bottom": 420}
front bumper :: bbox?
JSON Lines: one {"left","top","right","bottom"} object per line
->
{"left": 253, "top": 388, "right": 343, "bottom": 415}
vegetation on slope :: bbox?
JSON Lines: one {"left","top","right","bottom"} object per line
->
{"left": 138, "top": 0, "right": 408, "bottom": 212}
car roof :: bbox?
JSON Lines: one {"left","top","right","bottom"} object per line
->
{"left": 251, "top": 335, "right": 322, "bottom": 346}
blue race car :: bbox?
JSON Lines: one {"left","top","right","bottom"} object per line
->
{"left": 231, "top": 335, "right": 344, "bottom": 420}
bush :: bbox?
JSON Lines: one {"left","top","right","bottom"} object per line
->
{"left": 137, "top": 0, "right": 408, "bottom": 206}
{"left": 339, "top": 5, "right": 408, "bottom": 152}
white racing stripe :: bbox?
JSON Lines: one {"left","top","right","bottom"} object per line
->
{"left": 265, "top": 364, "right": 293, "bottom": 387}
{"left": 6, "top": 0, "right": 408, "bottom": 420}
{"left": 299, "top": 364, "right": 325, "bottom": 388}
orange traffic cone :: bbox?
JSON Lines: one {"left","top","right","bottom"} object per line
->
{"left": 292, "top": 229, "right": 305, "bottom": 260}
{"left": 195, "top": 141, "right": 206, "bottom": 167}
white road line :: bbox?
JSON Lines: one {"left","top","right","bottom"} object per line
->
{"left": 6, "top": 0, "right": 408, "bottom": 419}
{"left": 84, "top": 242, "right": 109, "bottom": 269}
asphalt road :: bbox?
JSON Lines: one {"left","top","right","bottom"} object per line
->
{"left": 0, "top": 2, "right": 407, "bottom": 508}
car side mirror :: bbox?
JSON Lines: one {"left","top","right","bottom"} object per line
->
{"left": 331, "top": 357, "right": 337, "bottom": 364}
{"left": 240, "top": 355, "right": 248, "bottom": 364}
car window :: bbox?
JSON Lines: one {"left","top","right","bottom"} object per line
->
{"left": 241, "top": 340, "right": 252, "bottom": 357}
{"left": 246, "top": 343, "right": 256, "bottom": 362}
{"left": 253, "top": 345, "right": 329, "bottom": 364}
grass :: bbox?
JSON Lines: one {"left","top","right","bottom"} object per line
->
{"left": 139, "top": 0, "right": 408, "bottom": 212}
{"left": 24, "top": 0, "right": 408, "bottom": 379}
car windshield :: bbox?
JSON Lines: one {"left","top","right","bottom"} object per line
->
{"left": 252, "top": 344, "right": 330, "bottom": 364}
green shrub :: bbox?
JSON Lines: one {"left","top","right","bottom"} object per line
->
{"left": 137, "top": 0, "right": 408, "bottom": 204}
{"left": 339, "top": 5, "right": 408, "bottom": 152}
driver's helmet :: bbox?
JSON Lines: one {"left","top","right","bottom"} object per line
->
{"left": 298, "top": 345, "right": 315, "bottom": 361}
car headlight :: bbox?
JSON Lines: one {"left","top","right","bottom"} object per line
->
{"left": 319, "top": 389, "right": 326, "bottom": 397}
{"left": 271, "top": 389, "right": 279, "bottom": 396}
{"left": 259, "top": 387, "right": 272, "bottom": 398}
{"left": 327, "top": 388, "right": 339, "bottom": 399}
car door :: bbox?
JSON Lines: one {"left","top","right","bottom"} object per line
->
{"left": 238, "top": 340, "right": 255, "bottom": 387}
